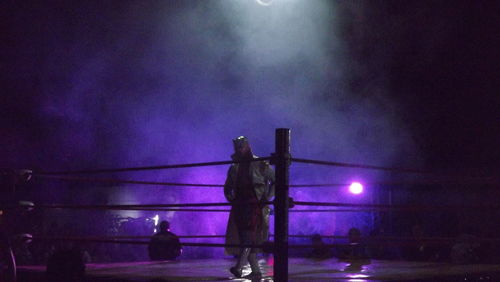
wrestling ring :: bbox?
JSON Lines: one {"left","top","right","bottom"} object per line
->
{"left": 1, "top": 128, "right": 499, "bottom": 282}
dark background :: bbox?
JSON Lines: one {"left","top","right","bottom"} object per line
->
{"left": 1, "top": 1, "right": 498, "bottom": 171}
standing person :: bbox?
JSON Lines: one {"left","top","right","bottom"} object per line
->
{"left": 224, "top": 136, "right": 275, "bottom": 279}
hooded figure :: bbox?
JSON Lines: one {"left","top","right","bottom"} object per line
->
{"left": 224, "top": 136, "right": 275, "bottom": 279}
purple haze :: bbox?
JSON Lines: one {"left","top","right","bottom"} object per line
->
{"left": 4, "top": 1, "right": 424, "bottom": 258}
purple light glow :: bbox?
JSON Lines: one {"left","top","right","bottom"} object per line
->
{"left": 7, "top": 0, "right": 420, "bottom": 259}
{"left": 349, "top": 182, "right": 363, "bottom": 194}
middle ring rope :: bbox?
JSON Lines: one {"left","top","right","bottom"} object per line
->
{"left": 294, "top": 201, "right": 500, "bottom": 211}
{"left": 7, "top": 201, "right": 498, "bottom": 212}
{"left": 30, "top": 174, "right": 498, "bottom": 189}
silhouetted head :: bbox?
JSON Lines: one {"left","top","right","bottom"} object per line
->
{"left": 159, "top": 220, "right": 170, "bottom": 232}
{"left": 232, "top": 136, "right": 252, "bottom": 157}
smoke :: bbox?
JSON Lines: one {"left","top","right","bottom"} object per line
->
{"left": 4, "top": 0, "right": 424, "bottom": 258}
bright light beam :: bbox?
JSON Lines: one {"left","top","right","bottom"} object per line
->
{"left": 256, "top": 0, "right": 273, "bottom": 6}
{"left": 349, "top": 182, "right": 363, "bottom": 195}
{"left": 153, "top": 214, "right": 159, "bottom": 233}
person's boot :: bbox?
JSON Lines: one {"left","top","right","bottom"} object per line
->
{"left": 230, "top": 248, "right": 250, "bottom": 278}
{"left": 243, "top": 252, "right": 262, "bottom": 279}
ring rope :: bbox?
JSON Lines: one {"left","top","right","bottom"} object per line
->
{"left": 121, "top": 208, "right": 231, "bottom": 212}
{"left": 294, "top": 201, "right": 500, "bottom": 211}
{"left": 37, "top": 235, "right": 226, "bottom": 239}
{"left": 35, "top": 157, "right": 270, "bottom": 175}
{"left": 33, "top": 174, "right": 224, "bottom": 187}
{"left": 33, "top": 236, "right": 264, "bottom": 248}
{"left": 50, "top": 234, "right": 500, "bottom": 243}
{"left": 290, "top": 183, "right": 350, "bottom": 187}
{"left": 289, "top": 209, "right": 382, "bottom": 213}
{"left": 6, "top": 201, "right": 495, "bottom": 212}
{"left": 290, "top": 177, "right": 499, "bottom": 187}
{"left": 136, "top": 209, "right": 392, "bottom": 213}
{"left": 31, "top": 174, "right": 498, "bottom": 189}
{"left": 286, "top": 242, "right": 436, "bottom": 248}
{"left": 30, "top": 236, "right": 500, "bottom": 249}
{"left": 293, "top": 158, "right": 434, "bottom": 174}
{"left": 35, "top": 202, "right": 234, "bottom": 210}
{"left": 285, "top": 235, "right": 500, "bottom": 243}
{"left": 24, "top": 236, "right": 399, "bottom": 249}
{"left": 3, "top": 206, "right": 363, "bottom": 213}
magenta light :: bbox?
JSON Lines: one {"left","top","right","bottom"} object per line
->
{"left": 349, "top": 182, "right": 363, "bottom": 194}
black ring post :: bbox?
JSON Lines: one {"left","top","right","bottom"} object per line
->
{"left": 274, "top": 128, "right": 290, "bottom": 281}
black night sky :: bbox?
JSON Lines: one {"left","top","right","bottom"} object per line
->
{"left": 336, "top": 1, "right": 499, "bottom": 171}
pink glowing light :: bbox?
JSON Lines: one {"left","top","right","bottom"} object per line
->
{"left": 349, "top": 182, "right": 363, "bottom": 194}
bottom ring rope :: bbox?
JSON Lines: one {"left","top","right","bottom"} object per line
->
{"left": 28, "top": 235, "right": 500, "bottom": 246}
{"left": 293, "top": 201, "right": 500, "bottom": 211}
{"left": 5, "top": 200, "right": 498, "bottom": 212}
{"left": 26, "top": 237, "right": 482, "bottom": 249}
{"left": 32, "top": 237, "right": 264, "bottom": 249}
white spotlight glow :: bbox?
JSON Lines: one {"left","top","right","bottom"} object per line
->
{"left": 152, "top": 214, "right": 159, "bottom": 234}
{"left": 349, "top": 182, "right": 363, "bottom": 195}
{"left": 256, "top": 0, "right": 273, "bottom": 6}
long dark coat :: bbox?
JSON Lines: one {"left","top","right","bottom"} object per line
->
{"left": 224, "top": 154, "right": 275, "bottom": 255}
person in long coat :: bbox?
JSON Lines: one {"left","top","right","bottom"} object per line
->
{"left": 224, "top": 136, "right": 274, "bottom": 279}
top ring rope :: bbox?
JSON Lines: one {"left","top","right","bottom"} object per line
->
{"left": 35, "top": 202, "right": 233, "bottom": 210}
{"left": 33, "top": 174, "right": 224, "bottom": 187}
{"left": 34, "top": 157, "right": 271, "bottom": 175}
{"left": 292, "top": 158, "right": 431, "bottom": 174}
{"left": 31, "top": 201, "right": 273, "bottom": 211}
